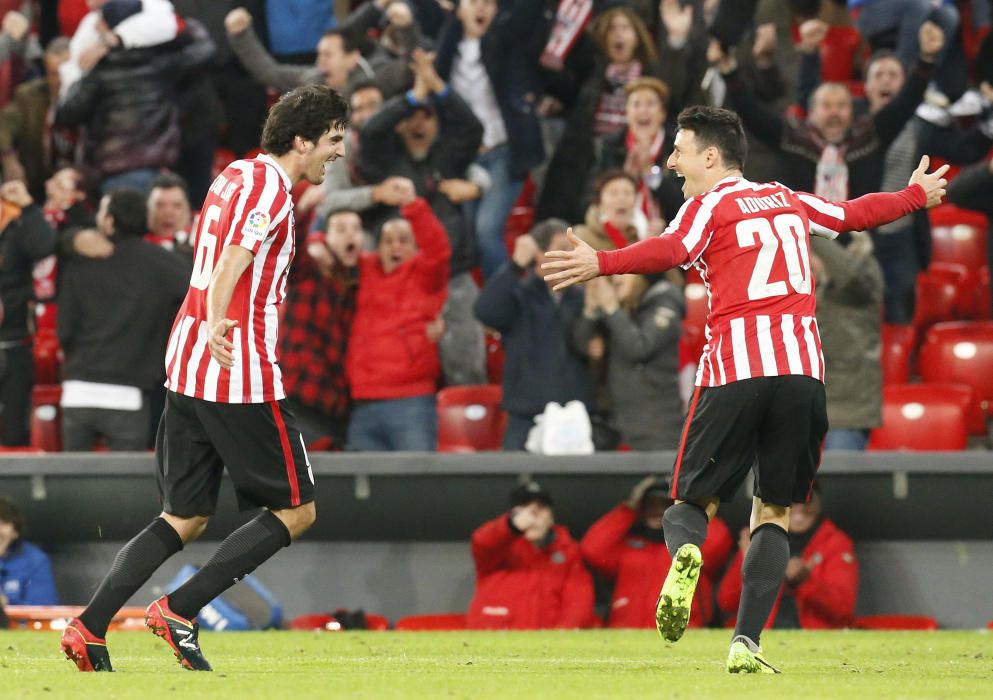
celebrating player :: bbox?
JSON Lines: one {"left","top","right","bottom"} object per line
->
{"left": 60, "top": 85, "right": 349, "bottom": 672}
{"left": 542, "top": 106, "right": 947, "bottom": 674}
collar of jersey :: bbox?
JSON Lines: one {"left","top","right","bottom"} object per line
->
{"left": 715, "top": 175, "right": 743, "bottom": 188}
{"left": 257, "top": 153, "right": 293, "bottom": 192}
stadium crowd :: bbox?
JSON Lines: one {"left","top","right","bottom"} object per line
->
{"left": 0, "top": 0, "right": 990, "bottom": 627}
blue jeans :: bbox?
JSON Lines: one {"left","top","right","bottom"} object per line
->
{"left": 346, "top": 394, "right": 437, "bottom": 451}
{"left": 871, "top": 226, "right": 919, "bottom": 324}
{"left": 100, "top": 168, "right": 161, "bottom": 195}
{"left": 469, "top": 144, "right": 525, "bottom": 279}
{"left": 824, "top": 429, "right": 869, "bottom": 451}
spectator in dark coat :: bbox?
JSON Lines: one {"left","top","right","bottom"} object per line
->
{"left": 55, "top": 12, "right": 215, "bottom": 194}
{"left": 468, "top": 481, "right": 594, "bottom": 630}
{"left": 57, "top": 190, "right": 190, "bottom": 451}
{"left": 0, "top": 181, "right": 58, "bottom": 446}
{"left": 474, "top": 218, "right": 593, "bottom": 450}
{"left": 434, "top": 0, "right": 547, "bottom": 278}
{"left": 0, "top": 497, "right": 57, "bottom": 606}
{"left": 812, "top": 233, "right": 885, "bottom": 450}
{"left": 358, "top": 49, "right": 487, "bottom": 386}
{"left": 572, "top": 274, "right": 684, "bottom": 450}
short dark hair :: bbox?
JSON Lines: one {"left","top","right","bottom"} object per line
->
{"left": 105, "top": 189, "right": 148, "bottom": 238}
{"left": 865, "top": 49, "right": 903, "bottom": 78}
{"left": 676, "top": 106, "right": 748, "bottom": 171}
{"left": 321, "top": 28, "right": 367, "bottom": 55}
{"left": 260, "top": 85, "right": 350, "bottom": 157}
{"left": 593, "top": 169, "right": 638, "bottom": 203}
{"left": 149, "top": 172, "right": 189, "bottom": 200}
{"left": 529, "top": 218, "right": 569, "bottom": 251}
{"left": 0, "top": 496, "right": 24, "bottom": 539}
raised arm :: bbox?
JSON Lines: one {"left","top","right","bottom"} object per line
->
{"left": 798, "top": 156, "right": 947, "bottom": 238}
{"left": 225, "top": 11, "right": 311, "bottom": 93}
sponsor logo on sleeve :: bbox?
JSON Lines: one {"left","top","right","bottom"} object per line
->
{"left": 242, "top": 209, "right": 271, "bottom": 241}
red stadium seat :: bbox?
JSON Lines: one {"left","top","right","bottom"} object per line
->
{"left": 854, "top": 615, "right": 938, "bottom": 630}
{"left": 0, "top": 446, "right": 43, "bottom": 454}
{"left": 867, "top": 383, "right": 970, "bottom": 451}
{"left": 484, "top": 330, "right": 505, "bottom": 385}
{"left": 912, "top": 262, "right": 971, "bottom": 333}
{"left": 820, "top": 26, "right": 863, "bottom": 83}
{"left": 32, "top": 329, "right": 61, "bottom": 386}
{"left": 395, "top": 613, "right": 467, "bottom": 631}
{"left": 436, "top": 385, "right": 506, "bottom": 452}
{"left": 503, "top": 176, "right": 535, "bottom": 254}
{"left": 880, "top": 324, "right": 915, "bottom": 386}
{"left": 918, "top": 322, "right": 993, "bottom": 434}
{"left": 30, "top": 384, "right": 62, "bottom": 452}
{"left": 928, "top": 206, "right": 988, "bottom": 275}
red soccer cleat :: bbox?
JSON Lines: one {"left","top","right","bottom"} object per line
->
{"left": 145, "top": 596, "right": 212, "bottom": 671}
{"left": 61, "top": 618, "right": 114, "bottom": 672}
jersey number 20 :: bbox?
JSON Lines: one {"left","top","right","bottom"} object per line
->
{"left": 736, "top": 213, "right": 812, "bottom": 300}
{"left": 190, "top": 205, "right": 222, "bottom": 290}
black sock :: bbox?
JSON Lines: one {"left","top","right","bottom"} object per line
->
{"left": 733, "top": 523, "right": 789, "bottom": 646}
{"left": 662, "top": 502, "right": 709, "bottom": 557}
{"left": 167, "top": 510, "right": 290, "bottom": 620}
{"left": 79, "top": 517, "right": 183, "bottom": 638}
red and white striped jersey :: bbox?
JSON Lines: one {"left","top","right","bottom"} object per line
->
{"left": 164, "top": 154, "right": 295, "bottom": 403}
{"left": 598, "top": 177, "right": 926, "bottom": 388}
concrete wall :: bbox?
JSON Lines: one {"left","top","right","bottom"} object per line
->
{"left": 49, "top": 540, "right": 993, "bottom": 630}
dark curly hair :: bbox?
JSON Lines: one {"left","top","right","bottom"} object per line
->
{"left": 261, "top": 85, "right": 350, "bottom": 156}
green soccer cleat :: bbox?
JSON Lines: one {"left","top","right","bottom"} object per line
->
{"left": 655, "top": 543, "right": 702, "bottom": 642}
{"left": 726, "top": 635, "right": 781, "bottom": 674}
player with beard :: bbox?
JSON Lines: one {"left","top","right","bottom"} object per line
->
{"left": 542, "top": 106, "right": 948, "bottom": 673}
{"left": 61, "top": 85, "right": 348, "bottom": 673}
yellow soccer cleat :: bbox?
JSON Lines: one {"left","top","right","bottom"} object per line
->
{"left": 726, "top": 635, "right": 781, "bottom": 674}
{"left": 655, "top": 543, "right": 702, "bottom": 642}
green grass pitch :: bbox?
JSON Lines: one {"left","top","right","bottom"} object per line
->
{"left": 3, "top": 629, "right": 991, "bottom": 699}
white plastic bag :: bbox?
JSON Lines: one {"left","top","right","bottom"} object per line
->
{"left": 525, "top": 400, "right": 595, "bottom": 455}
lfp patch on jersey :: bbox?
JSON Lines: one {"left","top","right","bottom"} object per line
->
{"left": 243, "top": 209, "right": 271, "bottom": 241}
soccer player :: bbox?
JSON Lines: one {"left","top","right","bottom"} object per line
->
{"left": 60, "top": 85, "right": 349, "bottom": 672}
{"left": 542, "top": 106, "right": 948, "bottom": 674}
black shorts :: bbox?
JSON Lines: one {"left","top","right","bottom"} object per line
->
{"left": 155, "top": 391, "right": 315, "bottom": 516}
{"left": 671, "top": 376, "right": 828, "bottom": 508}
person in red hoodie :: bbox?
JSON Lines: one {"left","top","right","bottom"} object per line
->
{"left": 345, "top": 194, "right": 449, "bottom": 450}
{"left": 467, "top": 481, "right": 595, "bottom": 630}
{"left": 717, "top": 485, "right": 858, "bottom": 629}
{"left": 581, "top": 476, "right": 733, "bottom": 628}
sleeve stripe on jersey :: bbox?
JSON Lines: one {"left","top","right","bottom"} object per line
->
{"left": 224, "top": 161, "right": 255, "bottom": 247}
{"left": 681, "top": 180, "right": 755, "bottom": 258}
{"left": 798, "top": 193, "right": 845, "bottom": 222}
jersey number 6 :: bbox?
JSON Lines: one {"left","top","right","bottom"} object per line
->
{"left": 190, "top": 204, "right": 222, "bottom": 290}
{"left": 736, "top": 213, "right": 812, "bottom": 301}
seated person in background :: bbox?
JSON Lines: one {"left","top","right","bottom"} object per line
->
{"left": 574, "top": 170, "right": 647, "bottom": 250}
{"left": 572, "top": 274, "right": 685, "bottom": 450}
{"left": 0, "top": 496, "right": 58, "bottom": 606}
{"left": 346, "top": 196, "right": 450, "bottom": 451}
{"left": 468, "top": 481, "right": 594, "bottom": 630}
{"left": 57, "top": 190, "right": 190, "bottom": 451}
{"left": 281, "top": 209, "right": 364, "bottom": 449}
{"left": 717, "top": 484, "right": 858, "bottom": 629}
{"left": 581, "top": 477, "right": 731, "bottom": 628}
{"left": 473, "top": 219, "right": 593, "bottom": 450}
{"left": 812, "top": 233, "right": 884, "bottom": 451}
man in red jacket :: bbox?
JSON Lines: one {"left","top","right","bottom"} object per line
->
{"left": 717, "top": 486, "right": 858, "bottom": 629}
{"left": 467, "top": 481, "right": 595, "bottom": 630}
{"left": 581, "top": 477, "right": 733, "bottom": 628}
{"left": 345, "top": 194, "right": 450, "bottom": 450}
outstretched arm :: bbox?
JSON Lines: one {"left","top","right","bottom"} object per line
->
{"left": 799, "top": 156, "right": 948, "bottom": 239}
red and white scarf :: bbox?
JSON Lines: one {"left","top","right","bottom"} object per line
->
{"left": 540, "top": 0, "right": 593, "bottom": 70}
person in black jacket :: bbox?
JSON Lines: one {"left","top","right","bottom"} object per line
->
{"left": 57, "top": 189, "right": 190, "bottom": 451}
{"left": 474, "top": 218, "right": 592, "bottom": 450}
{"left": 0, "top": 181, "right": 58, "bottom": 446}
{"left": 358, "top": 48, "right": 487, "bottom": 386}
{"left": 433, "top": 0, "right": 547, "bottom": 278}
{"left": 55, "top": 5, "right": 214, "bottom": 195}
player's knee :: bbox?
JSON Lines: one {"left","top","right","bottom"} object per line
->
{"left": 753, "top": 502, "right": 789, "bottom": 531}
{"left": 273, "top": 501, "right": 316, "bottom": 540}
{"left": 160, "top": 512, "right": 210, "bottom": 544}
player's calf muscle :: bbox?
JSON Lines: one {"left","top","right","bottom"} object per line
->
{"left": 271, "top": 501, "right": 317, "bottom": 539}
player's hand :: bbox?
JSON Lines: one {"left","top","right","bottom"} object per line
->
{"left": 0, "top": 180, "right": 32, "bottom": 207}
{"left": 918, "top": 20, "right": 944, "bottom": 62}
{"left": 208, "top": 319, "right": 239, "bottom": 369}
{"left": 2, "top": 10, "right": 30, "bottom": 41}
{"left": 540, "top": 228, "right": 600, "bottom": 291}
{"left": 784, "top": 557, "right": 811, "bottom": 585}
{"left": 73, "top": 229, "right": 114, "bottom": 259}
{"left": 438, "top": 178, "right": 480, "bottom": 204}
{"left": 511, "top": 233, "right": 539, "bottom": 268}
{"left": 224, "top": 7, "right": 253, "bottom": 35}
{"left": 627, "top": 475, "right": 659, "bottom": 509}
{"left": 797, "top": 19, "right": 828, "bottom": 54}
{"left": 908, "top": 155, "right": 949, "bottom": 209}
